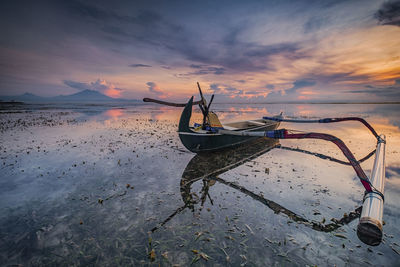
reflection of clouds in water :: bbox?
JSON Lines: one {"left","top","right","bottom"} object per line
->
{"left": 104, "top": 109, "right": 124, "bottom": 119}
{"left": 389, "top": 119, "right": 400, "bottom": 129}
{"left": 226, "top": 107, "right": 269, "bottom": 113}
{"left": 149, "top": 107, "right": 190, "bottom": 122}
{"left": 386, "top": 166, "right": 400, "bottom": 179}
{"left": 296, "top": 105, "right": 313, "bottom": 116}
{"left": 212, "top": 106, "right": 271, "bottom": 122}
{"left": 72, "top": 103, "right": 400, "bottom": 133}
{"left": 76, "top": 109, "right": 104, "bottom": 117}
{"left": 143, "top": 103, "right": 400, "bottom": 133}
{"left": 367, "top": 104, "right": 400, "bottom": 130}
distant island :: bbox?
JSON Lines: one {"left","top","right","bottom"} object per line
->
{"left": 0, "top": 90, "right": 141, "bottom": 103}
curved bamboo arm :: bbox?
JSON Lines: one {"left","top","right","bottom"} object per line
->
{"left": 143, "top": 97, "right": 202, "bottom": 107}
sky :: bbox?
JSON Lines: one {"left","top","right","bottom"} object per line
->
{"left": 0, "top": 0, "right": 399, "bottom": 102}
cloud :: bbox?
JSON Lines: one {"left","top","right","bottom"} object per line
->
{"left": 375, "top": 0, "right": 400, "bottom": 26}
{"left": 66, "top": 1, "right": 185, "bottom": 53}
{"left": 225, "top": 87, "right": 237, "bottom": 92}
{"left": 209, "top": 83, "right": 222, "bottom": 93}
{"left": 244, "top": 90, "right": 266, "bottom": 95}
{"left": 244, "top": 43, "right": 299, "bottom": 58}
{"left": 303, "top": 16, "right": 329, "bottom": 33}
{"left": 347, "top": 79, "right": 400, "bottom": 99}
{"left": 177, "top": 65, "right": 226, "bottom": 77}
{"left": 129, "top": 63, "right": 152, "bottom": 68}
{"left": 266, "top": 79, "right": 316, "bottom": 101}
{"left": 66, "top": 1, "right": 307, "bottom": 74}
{"left": 146, "top": 81, "right": 169, "bottom": 98}
{"left": 207, "top": 83, "right": 255, "bottom": 99}
{"left": 63, "top": 80, "right": 91, "bottom": 91}
{"left": 208, "top": 83, "right": 242, "bottom": 95}
{"left": 68, "top": 1, "right": 163, "bottom": 27}
{"left": 2, "top": 0, "right": 399, "bottom": 102}
{"left": 189, "top": 64, "right": 203, "bottom": 69}
{"left": 63, "top": 79, "right": 122, "bottom": 98}
{"left": 291, "top": 79, "right": 316, "bottom": 90}
{"left": 305, "top": 72, "right": 370, "bottom": 84}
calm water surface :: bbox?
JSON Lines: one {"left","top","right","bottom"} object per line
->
{"left": 0, "top": 102, "right": 399, "bottom": 266}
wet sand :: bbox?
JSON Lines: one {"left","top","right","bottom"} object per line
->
{"left": 1, "top": 102, "right": 399, "bottom": 266}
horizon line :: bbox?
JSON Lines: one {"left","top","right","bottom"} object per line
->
{"left": 1, "top": 99, "right": 400, "bottom": 105}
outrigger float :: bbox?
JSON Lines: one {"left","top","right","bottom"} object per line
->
{"left": 144, "top": 83, "right": 386, "bottom": 246}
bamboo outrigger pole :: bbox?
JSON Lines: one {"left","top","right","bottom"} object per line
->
{"left": 357, "top": 135, "right": 386, "bottom": 246}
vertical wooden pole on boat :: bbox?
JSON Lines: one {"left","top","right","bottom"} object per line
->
{"left": 357, "top": 135, "right": 386, "bottom": 246}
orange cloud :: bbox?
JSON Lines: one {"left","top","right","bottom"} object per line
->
{"left": 300, "top": 90, "right": 319, "bottom": 95}
{"left": 104, "top": 86, "right": 121, "bottom": 98}
{"left": 92, "top": 79, "right": 122, "bottom": 98}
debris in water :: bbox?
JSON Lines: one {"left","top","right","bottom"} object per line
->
{"left": 194, "top": 232, "right": 203, "bottom": 241}
{"left": 220, "top": 247, "right": 230, "bottom": 262}
{"left": 149, "top": 249, "right": 156, "bottom": 262}
{"left": 199, "top": 252, "right": 210, "bottom": 261}
{"left": 245, "top": 224, "right": 254, "bottom": 234}
{"left": 302, "top": 243, "right": 311, "bottom": 250}
{"left": 334, "top": 234, "right": 347, "bottom": 239}
{"left": 191, "top": 255, "right": 200, "bottom": 264}
{"left": 390, "top": 245, "right": 400, "bottom": 255}
{"left": 225, "top": 235, "right": 235, "bottom": 241}
{"left": 265, "top": 237, "right": 273, "bottom": 244}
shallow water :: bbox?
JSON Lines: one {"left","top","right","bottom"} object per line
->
{"left": 0, "top": 102, "right": 399, "bottom": 266}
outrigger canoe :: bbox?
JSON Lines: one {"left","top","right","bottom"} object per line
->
{"left": 143, "top": 82, "right": 280, "bottom": 153}
{"left": 144, "top": 82, "right": 387, "bottom": 246}
{"left": 178, "top": 96, "right": 280, "bottom": 153}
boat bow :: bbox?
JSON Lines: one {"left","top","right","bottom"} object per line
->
{"left": 178, "top": 96, "right": 193, "bottom": 133}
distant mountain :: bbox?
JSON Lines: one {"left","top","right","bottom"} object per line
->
{"left": 0, "top": 90, "right": 140, "bottom": 103}
{"left": 53, "top": 89, "right": 115, "bottom": 101}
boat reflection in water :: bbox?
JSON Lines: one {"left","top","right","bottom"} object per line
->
{"left": 152, "top": 137, "right": 362, "bottom": 233}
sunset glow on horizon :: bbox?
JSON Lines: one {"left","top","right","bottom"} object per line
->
{"left": 0, "top": 0, "right": 399, "bottom": 102}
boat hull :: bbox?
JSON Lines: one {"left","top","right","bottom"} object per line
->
{"left": 178, "top": 97, "right": 280, "bottom": 153}
{"left": 179, "top": 128, "right": 278, "bottom": 153}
